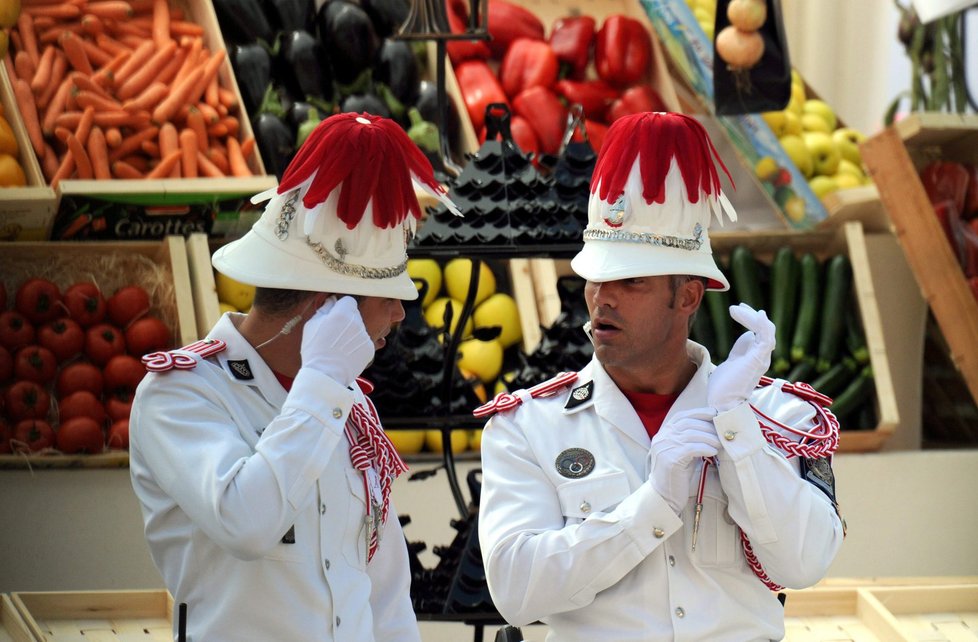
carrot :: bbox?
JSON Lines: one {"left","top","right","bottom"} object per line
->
{"left": 14, "top": 51, "right": 36, "bottom": 84}
{"left": 150, "top": 0, "right": 169, "bottom": 47}
{"left": 94, "top": 33, "right": 131, "bottom": 57}
{"left": 59, "top": 31, "right": 93, "bottom": 74}
{"left": 65, "top": 132, "right": 93, "bottom": 179}
{"left": 195, "top": 150, "right": 224, "bottom": 177}
{"left": 31, "top": 15, "right": 55, "bottom": 31}
{"left": 206, "top": 121, "right": 228, "bottom": 138}
{"left": 76, "top": 34, "right": 114, "bottom": 67}
{"left": 239, "top": 136, "right": 255, "bottom": 159}
{"left": 54, "top": 110, "right": 84, "bottom": 131}
{"left": 4, "top": 53, "right": 18, "bottom": 83}
{"left": 86, "top": 0, "right": 133, "bottom": 20}
{"left": 140, "top": 139, "right": 159, "bottom": 157}
{"left": 178, "top": 128, "right": 197, "bottom": 177}
{"left": 115, "top": 39, "right": 176, "bottom": 100}
{"left": 158, "top": 121, "right": 179, "bottom": 174}
{"left": 94, "top": 109, "right": 150, "bottom": 128}
{"left": 9, "top": 29, "right": 22, "bottom": 56}
{"left": 54, "top": 125, "right": 73, "bottom": 142}
{"left": 194, "top": 101, "right": 218, "bottom": 124}
{"left": 104, "top": 126, "right": 122, "bottom": 147}
{"left": 36, "top": 51, "right": 67, "bottom": 110}
{"left": 119, "top": 154, "right": 149, "bottom": 172}
{"left": 24, "top": 3, "right": 82, "bottom": 19}
{"left": 13, "top": 78, "right": 45, "bottom": 157}
{"left": 108, "top": 125, "right": 159, "bottom": 161}
{"left": 50, "top": 149, "right": 75, "bottom": 187}
{"left": 122, "top": 81, "right": 167, "bottom": 113}
{"left": 108, "top": 21, "right": 150, "bottom": 40}
{"left": 189, "top": 49, "right": 225, "bottom": 104}
{"left": 74, "top": 88, "right": 122, "bottom": 112}
{"left": 74, "top": 104, "right": 95, "bottom": 145}
{"left": 30, "top": 46, "right": 56, "bottom": 94}
{"left": 171, "top": 36, "right": 201, "bottom": 86}
{"left": 185, "top": 106, "right": 207, "bottom": 152}
{"left": 86, "top": 126, "right": 111, "bottom": 179}
{"left": 152, "top": 66, "right": 203, "bottom": 124}
{"left": 204, "top": 73, "right": 219, "bottom": 108}
{"left": 112, "top": 39, "right": 153, "bottom": 87}
{"left": 226, "top": 136, "right": 251, "bottom": 177}
{"left": 69, "top": 71, "right": 111, "bottom": 99}
{"left": 205, "top": 146, "right": 228, "bottom": 174}
{"left": 146, "top": 150, "right": 181, "bottom": 178}
{"left": 41, "top": 143, "right": 60, "bottom": 181}
{"left": 81, "top": 14, "right": 104, "bottom": 36}
{"left": 156, "top": 47, "right": 186, "bottom": 86}
{"left": 39, "top": 24, "right": 85, "bottom": 45}
{"left": 116, "top": 33, "right": 149, "bottom": 49}
{"left": 17, "top": 13, "right": 40, "bottom": 65}
{"left": 91, "top": 50, "right": 129, "bottom": 88}
{"left": 111, "top": 159, "right": 143, "bottom": 178}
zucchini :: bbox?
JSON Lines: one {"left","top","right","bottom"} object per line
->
{"left": 790, "top": 252, "right": 821, "bottom": 363}
{"left": 769, "top": 246, "right": 799, "bottom": 375}
{"left": 815, "top": 253, "right": 852, "bottom": 373}
{"left": 786, "top": 357, "right": 816, "bottom": 384}
{"left": 729, "top": 245, "right": 765, "bottom": 311}
{"left": 705, "top": 289, "right": 733, "bottom": 361}
{"left": 810, "top": 356, "right": 858, "bottom": 398}
{"left": 829, "top": 365, "right": 875, "bottom": 420}
{"left": 690, "top": 300, "right": 717, "bottom": 356}
{"left": 844, "top": 296, "right": 869, "bottom": 364}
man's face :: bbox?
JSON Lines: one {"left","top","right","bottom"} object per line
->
{"left": 355, "top": 296, "right": 406, "bottom": 351}
{"left": 583, "top": 275, "right": 696, "bottom": 385}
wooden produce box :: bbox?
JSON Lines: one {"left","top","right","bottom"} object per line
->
{"left": 0, "top": 595, "right": 33, "bottom": 642}
{"left": 531, "top": 222, "right": 898, "bottom": 453}
{"left": 0, "top": 69, "right": 58, "bottom": 242}
{"left": 10, "top": 590, "right": 174, "bottom": 641}
{"left": 0, "top": 237, "right": 197, "bottom": 469}
{"left": 861, "top": 113, "right": 978, "bottom": 408}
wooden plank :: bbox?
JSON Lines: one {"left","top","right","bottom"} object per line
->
{"left": 868, "top": 585, "right": 978, "bottom": 614}
{"left": 0, "top": 595, "right": 34, "bottom": 642}
{"left": 819, "top": 185, "right": 893, "bottom": 234}
{"left": 855, "top": 589, "right": 914, "bottom": 642}
{"left": 186, "top": 232, "right": 222, "bottom": 339}
{"left": 861, "top": 127, "right": 978, "bottom": 406}
{"left": 12, "top": 591, "right": 172, "bottom": 642}
{"left": 507, "top": 258, "right": 543, "bottom": 353}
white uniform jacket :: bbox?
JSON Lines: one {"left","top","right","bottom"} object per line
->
{"left": 129, "top": 313, "right": 420, "bottom": 642}
{"left": 479, "top": 341, "right": 845, "bottom": 642}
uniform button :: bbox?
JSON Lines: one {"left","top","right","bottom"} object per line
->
{"left": 668, "top": 555, "right": 676, "bottom": 566}
{"left": 332, "top": 408, "right": 343, "bottom": 419}
{"left": 724, "top": 430, "right": 736, "bottom": 441}
{"left": 320, "top": 503, "right": 326, "bottom": 514}
{"left": 580, "top": 501, "right": 591, "bottom": 514}
{"left": 336, "top": 616, "right": 341, "bottom": 626}
{"left": 324, "top": 558, "right": 330, "bottom": 570}
{"left": 653, "top": 527, "right": 665, "bottom": 538}
{"left": 676, "top": 607, "right": 685, "bottom": 618}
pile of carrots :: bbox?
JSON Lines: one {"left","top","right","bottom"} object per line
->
{"left": 5, "top": 0, "right": 257, "bottom": 184}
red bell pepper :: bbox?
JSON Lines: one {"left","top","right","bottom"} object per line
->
{"left": 568, "top": 118, "right": 609, "bottom": 154}
{"left": 445, "top": 0, "right": 491, "bottom": 64}
{"left": 499, "top": 38, "right": 558, "bottom": 98}
{"left": 481, "top": 114, "right": 540, "bottom": 159}
{"left": 595, "top": 15, "right": 653, "bottom": 87}
{"left": 969, "top": 276, "right": 978, "bottom": 303}
{"left": 919, "top": 160, "right": 970, "bottom": 216}
{"left": 512, "top": 86, "right": 567, "bottom": 155}
{"left": 486, "top": 0, "right": 544, "bottom": 59}
{"left": 549, "top": 15, "right": 595, "bottom": 79}
{"left": 963, "top": 163, "right": 978, "bottom": 219}
{"left": 606, "top": 84, "right": 668, "bottom": 122}
{"left": 554, "top": 79, "right": 618, "bottom": 122}
{"left": 454, "top": 60, "right": 508, "bottom": 132}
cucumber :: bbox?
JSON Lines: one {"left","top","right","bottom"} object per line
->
{"left": 769, "top": 246, "right": 799, "bottom": 375}
{"left": 810, "top": 357, "right": 858, "bottom": 398}
{"left": 844, "top": 296, "right": 869, "bottom": 364}
{"left": 790, "top": 253, "right": 821, "bottom": 364}
{"left": 786, "top": 357, "right": 816, "bottom": 384}
{"left": 815, "top": 253, "right": 853, "bottom": 373}
{"left": 690, "top": 300, "right": 717, "bottom": 356}
{"left": 829, "top": 365, "right": 875, "bottom": 420}
{"left": 705, "top": 289, "right": 733, "bottom": 361}
{"left": 729, "top": 245, "right": 765, "bottom": 311}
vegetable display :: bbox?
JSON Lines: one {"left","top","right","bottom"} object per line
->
{"left": 917, "top": 159, "right": 978, "bottom": 302}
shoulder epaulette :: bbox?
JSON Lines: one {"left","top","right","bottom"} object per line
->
{"left": 473, "top": 371, "right": 578, "bottom": 418}
{"left": 142, "top": 339, "right": 228, "bottom": 372}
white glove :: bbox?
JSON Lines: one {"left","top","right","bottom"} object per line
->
{"left": 707, "top": 303, "right": 775, "bottom": 413}
{"left": 299, "top": 296, "right": 374, "bottom": 387}
{"left": 648, "top": 409, "right": 720, "bottom": 514}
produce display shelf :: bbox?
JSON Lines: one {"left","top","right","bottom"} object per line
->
{"left": 9, "top": 590, "right": 173, "bottom": 642}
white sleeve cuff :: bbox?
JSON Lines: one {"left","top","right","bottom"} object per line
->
{"left": 282, "top": 367, "right": 356, "bottom": 431}
{"left": 714, "top": 401, "right": 767, "bottom": 461}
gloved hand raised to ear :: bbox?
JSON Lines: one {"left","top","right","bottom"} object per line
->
{"left": 707, "top": 303, "right": 775, "bottom": 413}
{"left": 648, "top": 409, "right": 721, "bottom": 514}
{"left": 300, "top": 296, "right": 375, "bottom": 387}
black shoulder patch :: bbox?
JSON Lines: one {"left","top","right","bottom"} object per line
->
{"left": 564, "top": 381, "right": 594, "bottom": 410}
{"left": 227, "top": 359, "right": 254, "bottom": 380}
{"left": 281, "top": 525, "right": 295, "bottom": 544}
{"left": 800, "top": 456, "right": 836, "bottom": 505}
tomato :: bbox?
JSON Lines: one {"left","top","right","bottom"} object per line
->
{"left": 58, "top": 389, "right": 107, "bottom": 426}
{"left": 107, "top": 285, "right": 151, "bottom": 327}
{"left": 37, "top": 318, "right": 85, "bottom": 362}
{"left": 62, "top": 281, "right": 106, "bottom": 327}
{"left": 15, "top": 277, "right": 62, "bottom": 325}
{"left": 103, "top": 354, "right": 146, "bottom": 393}
{"left": 56, "top": 361, "right": 104, "bottom": 398}
{"left": 105, "top": 393, "right": 133, "bottom": 422}
{"left": 125, "top": 316, "right": 172, "bottom": 357}
{"left": 0, "top": 419, "right": 12, "bottom": 454}
{"left": 12, "top": 419, "right": 55, "bottom": 453}
{"left": 0, "top": 345, "right": 12, "bottom": 384}
{"left": 0, "top": 310, "right": 35, "bottom": 351}
{"left": 85, "top": 323, "right": 126, "bottom": 366}
{"left": 5, "top": 380, "right": 51, "bottom": 420}
{"left": 56, "top": 416, "right": 104, "bottom": 454}
{"left": 13, "top": 345, "right": 58, "bottom": 385}
{"left": 107, "top": 418, "right": 129, "bottom": 449}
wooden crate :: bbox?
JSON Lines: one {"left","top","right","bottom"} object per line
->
{"left": 0, "top": 237, "right": 197, "bottom": 469}
{"left": 0, "top": 68, "right": 58, "bottom": 242}
{"left": 0, "top": 595, "right": 33, "bottom": 642}
{"left": 531, "top": 222, "right": 898, "bottom": 453}
{"left": 11, "top": 590, "right": 174, "bottom": 642}
{"left": 861, "top": 113, "right": 978, "bottom": 407}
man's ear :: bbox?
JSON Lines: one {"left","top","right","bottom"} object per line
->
{"left": 680, "top": 278, "right": 706, "bottom": 315}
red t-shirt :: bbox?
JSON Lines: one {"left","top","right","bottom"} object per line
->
{"left": 273, "top": 371, "right": 293, "bottom": 391}
{"left": 622, "top": 389, "right": 680, "bottom": 439}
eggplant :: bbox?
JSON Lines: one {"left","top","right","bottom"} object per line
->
{"left": 316, "top": 0, "right": 380, "bottom": 86}
{"left": 359, "top": 0, "right": 410, "bottom": 38}
{"left": 288, "top": 100, "right": 317, "bottom": 130}
{"left": 279, "top": 30, "right": 333, "bottom": 102}
{"left": 212, "top": 0, "right": 273, "bottom": 45}
{"left": 340, "top": 93, "right": 391, "bottom": 119}
{"left": 263, "top": 0, "right": 313, "bottom": 32}
{"left": 373, "top": 39, "right": 419, "bottom": 107}
{"left": 231, "top": 43, "right": 272, "bottom": 118}
{"left": 253, "top": 112, "right": 296, "bottom": 179}
{"left": 415, "top": 80, "right": 460, "bottom": 156}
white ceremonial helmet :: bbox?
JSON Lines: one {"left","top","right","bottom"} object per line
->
{"left": 570, "top": 111, "right": 737, "bottom": 291}
{"left": 213, "top": 112, "right": 459, "bottom": 300}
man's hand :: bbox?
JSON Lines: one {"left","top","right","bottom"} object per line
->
{"left": 707, "top": 304, "right": 775, "bottom": 413}
{"left": 648, "top": 409, "right": 720, "bottom": 514}
{"left": 300, "top": 296, "right": 374, "bottom": 386}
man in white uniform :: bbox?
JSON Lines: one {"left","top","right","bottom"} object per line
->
{"left": 129, "top": 112, "right": 457, "bottom": 641}
{"left": 477, "top": 112, "right": 846, "bottom": 641}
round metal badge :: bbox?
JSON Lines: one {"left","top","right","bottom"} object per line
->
{"left": 555, "top": 448, "right": 595, "bottom": 479}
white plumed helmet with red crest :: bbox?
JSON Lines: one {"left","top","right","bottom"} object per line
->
{"left": 213, "top": 112, "right": 459, "bottom": 300}
{"left": 570, "top": 112, "right": 737, "bottom": 291}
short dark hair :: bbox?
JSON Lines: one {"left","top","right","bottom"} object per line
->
{"left": 668, "top": 274, "right": 707, "bottom": 331}
{"left": 252, "top": 287, "right": 317, "bottom": 315}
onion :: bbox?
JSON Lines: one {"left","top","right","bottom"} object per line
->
{"left": 727, "top": 0, "right": 767, "bottom": 32}
{"left": 715, "top": 26, "right": 765, "bottom": 70}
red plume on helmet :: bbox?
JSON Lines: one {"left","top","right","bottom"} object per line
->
{"left": 276, "top": 112, "right": 450, "bottom": 230}
{"left": 591, "top": 112, "right": 734, "bottom": 207}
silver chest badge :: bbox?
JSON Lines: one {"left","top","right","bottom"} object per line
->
{"left": 556, "top": 448, "right": 595, "bottom": 478}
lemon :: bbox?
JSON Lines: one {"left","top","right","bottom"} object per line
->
{"left": 460, "top": 367, "right": 487, "bottom": 403}
{"left": 754, "top": 156, "right": 778, "bottom": 182}
{"left": 472, "top": 292, "right": 522, "bottom": 349}
{"left": 457, "top": 337, "right": 504, "bottom": 384}
{"left": 215, "top": 270, "right": 256, "bottom": 312}
{"left": 386, "top": 429, "right": 426, "bottom": 456}
{"left": 218, "top": 302, "right": 239, "bottom": 314}
{"left": 0, "top": 0, "right": 20, "bottom": 29}
{"left": 424, "top": 296, "right": 473, "bottom": 337}
{"left": 443, "top": 258, "right": 496, "bottom": 306}
{"left": 0, "top": 153, "right": 26, "bottom": 187}
{"left": 468, "top": 428, "right": 483, "bottom": 451}
{"left": 0, "top": 116, "right": 18, "bottom": 156}
{"left": 407, "top": 258, "right": 442, "bottom": 308}
{"left": 424, "top": 429, "right": 469, "bottom": 454}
